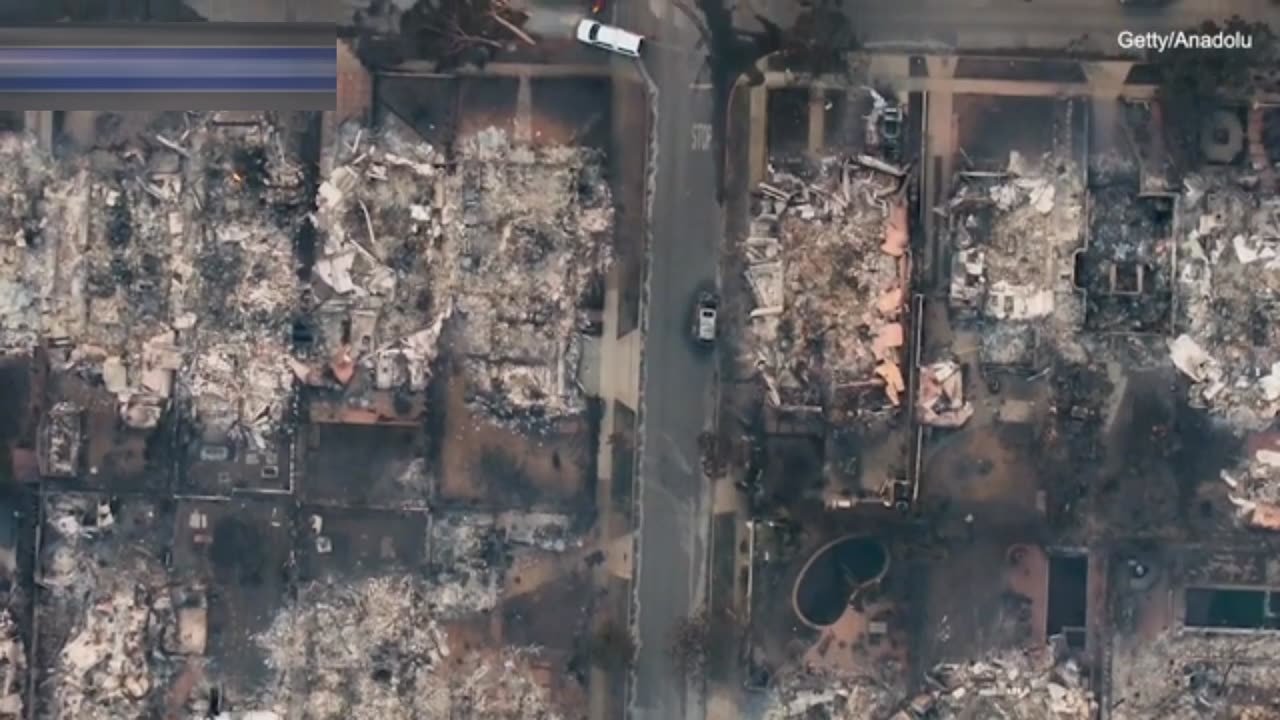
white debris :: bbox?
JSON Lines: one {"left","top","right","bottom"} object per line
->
{"left": 927, "top": 653, "right": 1095, "bottom": 719}
{"left": 762, "top": 650, "right": 1093, "bottom": 720}
{"left": 0, "top": 610, "right": 25, "bottom": 719}
{"left": 918, "top": 360, "right": 974, "bottom": 428}
{"left": 1168, "top": 334, "right": 1221, "bottom": 384}
{"left": 39, "top": 496, "right": 184, "bottom": 720}
{"left": 1260, "top": 362, "right": 1280, "bottom": 402}
{"left": 253, "top": 575, "right": 564, "bottom": 720}
{"left": 948, "top": 139, "right": 1085, "bottom": 364}
{"left": 499, "top": 511, "right": 581, "bottom": 552}
{"left": 1174, "top": 187, "right": 1280, "bottom": 430}
{"left": 749, "top": 156, "right": 908, "bottom": 407}
{"left": 309, "top": 123, "right": 613, "bottom": 423}
{"left": 763, "top": 670, "right": 901, "bottom": 720}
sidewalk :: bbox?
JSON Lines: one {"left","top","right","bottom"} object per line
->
{"left": 703, "top": 68, "right": 762, "bottom": 720}
{"left": 586, "top": 264, "right": 644, "bottom": 720}
{"left": 587, "top": 58, "right": 648, "bottom": 720}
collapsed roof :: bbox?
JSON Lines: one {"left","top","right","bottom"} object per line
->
{"left": 0, "top": 114, "right": 307, "bottom": 450}
{"left": 1171, "top": 175, "right": 1280, "bottom": 432}
{"left": 303, "top": 124, "right": 612, "bottom": 424}
{"left": 748, "top": 156, "right": 909, "bottom": 409}
{"left": 948, "top": 150, "right": 1086, "bottom": 367}
{"left": 764, "top": 650, "right": 1094, "bottom": 720}
{"left": 1, "top": 112, "right": 614, "bottom": 471}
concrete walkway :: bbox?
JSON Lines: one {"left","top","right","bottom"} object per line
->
{"left": 588, "top": 263, "right": 644, "bottom": 720}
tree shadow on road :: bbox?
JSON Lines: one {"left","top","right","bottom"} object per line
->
{"left": 679, "top": 0, "right": 856, "bottom": 202}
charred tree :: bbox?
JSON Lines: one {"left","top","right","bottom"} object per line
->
{"left": 761, "top": 0, "right": 857, "bottom": 79}
{"left": 588, "top": 619, "right": 638, "bottom": 670}
{"left": 399, "top": 0, "right": 533, "bottom": 71}
{"left": 668, "top": 610, "right": 711, "bottom": 679}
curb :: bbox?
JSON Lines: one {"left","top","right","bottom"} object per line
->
{"left": 623, "top": 55, "right": 659, "bottom": 719}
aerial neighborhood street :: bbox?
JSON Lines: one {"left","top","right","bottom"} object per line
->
{"left": 4, "top": 0, "right": 1280, "bottom": 719}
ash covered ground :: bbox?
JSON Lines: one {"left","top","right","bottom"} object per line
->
{"left": 1, "top": 106, "right": 615, "bottom": 719}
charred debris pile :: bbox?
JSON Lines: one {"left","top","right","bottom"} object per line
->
{"left": 0, "top": 114, "right": 313, "bottom": 452}
{"left": 766, "top": 649, "right": 1094, "bottom": 720}
{"left": 33, "top": 497, "right": 578, "bottom": 719}
{"left": 37, "top": 497, "right": 189, "bottom": 720}
{"left": 947, "top": 149, "right": 1087, "bottom": 369}
{"left": 248, "top": 511, "right": 577, "bottom": 718}
{"left": 299, "top": 123, "right": 613, "bottom": 429}
{"left": 747, "top": 154, "right": 910, "bottom": 414}
{"left": 1170, "top": 170, "right": 1280, "bottom": 525}
{"left": 0, "top": 114, "right": 613, "bottom": 467}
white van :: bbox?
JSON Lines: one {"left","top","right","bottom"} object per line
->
{"left": 575, "top": 19, "right": 643, "bottom": 57}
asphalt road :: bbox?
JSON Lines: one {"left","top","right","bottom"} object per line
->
{"left": 614, "top": 1, "right": 720, "bottom": 719}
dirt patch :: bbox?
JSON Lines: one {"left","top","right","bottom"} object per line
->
{"left": 502, "top": 562, "right": 591, "bottom": 653}
{"left": 924, "top": 422, "right": 1042, "bottom": 510}
{"left": 457, "top": 76, "right": 519, "bottom": 141}
{"left": 438, "top": 368, "right": 593, "bottom": 510}
{"left": 762, "top": 434, "right": 824, "bottom": 508}
{"left": 377, "top": 75, "right": 459, "bottom": 150}
{"left": 954, "top": 95, "right": 1060, "bottom": 168}
{"left": 302, "top": 423, "right": 432, "bottom": 508}
{"left": 531, "top": 77, "right": 610, "bottom": 149}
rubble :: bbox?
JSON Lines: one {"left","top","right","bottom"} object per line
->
{"left": 747, "top": 156, "right": 909, "bottom": 408}
{"left": 37, "top": 496, "right": 189, "bottom": 720}
{"left": 1, "top": 111, "right": 613, "bottom": 470}
{"left": 1110, "top": 623, "right": 1280, "bottom": 720}
{"left": 1221, "top": 430, "right": 1280, "bottom": 525}
{"left": 922, "top": 652, "right": 1096, "bottom": 720}
{"left": 426, "top": 513, "right": 504, "bottom": 615}
{"left": 917, "top": 360, "right": 974, "bottom": 427}
{"left": 253, "top": 574, "right": 564, "bottom": 719}
{"left": 948, "top": 150, "right": 1086, "bottom": 364}
{"left": 306, "top": 123, "right": 612, "bottom": 425}
{"left": 1174, "top": 177, "right": 1280, "bottom": 431}
{"left": 0, "top": 610, "right": 24, "bottom": 718}
{"left": 763, "top": 666, "right": 903, "bottom": 720}
{"left": 0, "top": 114, "right": 308, "bottom": 452}
{"left": 762, "top": 651, "right": 1093, "bottom": 720}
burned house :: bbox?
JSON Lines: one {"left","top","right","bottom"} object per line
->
{"left": 743, "top": 152, "right": 912, "bottom": 506}
{"left": 1171, "top": 173, "right": 1280, "bottom": 527}
{"left": 297, "top": 123, "right": 612, "bottom": 429}
{"left": 1, "top": 87, "right": 614, "bottom": 720}
{"left": 36, "top": 496, "right": 184, "bottom": 720}
{"left": 36, "top": 403, "right": 80, "bottom": 479}
{"left": 733, "top": 40, "right": 1280, "bottom": 720}
{"left": 0, "top": 113, "right": 308, "bottom": 474}
{"left": 947, "top": 146, "right": 1086, "bottom": 370}
{"left": 749, "top": 156, "right": 908, "bottom": 410}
